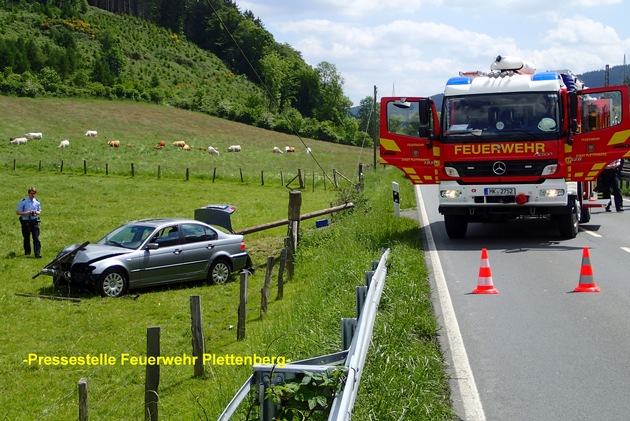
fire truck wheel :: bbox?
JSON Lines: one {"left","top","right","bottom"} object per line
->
{"left": 444, "top": 215, "right": 468, "bottom": 239}
{"left": 556, "top": 199, "right": 579, "bottom": 239}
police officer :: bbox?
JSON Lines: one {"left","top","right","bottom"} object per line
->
{"left": 16, "top": 186, "right": 42, "bottom": 257}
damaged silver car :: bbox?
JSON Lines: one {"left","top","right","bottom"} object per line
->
{"left": 36, "top": 218, "right": 253, "bottom": 297}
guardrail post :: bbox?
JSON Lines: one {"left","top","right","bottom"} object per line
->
{"left": 341, "top": 318, "right": 357, "bottom": 350}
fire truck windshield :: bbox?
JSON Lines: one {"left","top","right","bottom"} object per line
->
{"left": 442, "top": 92, "right": 560, "bottom": 142}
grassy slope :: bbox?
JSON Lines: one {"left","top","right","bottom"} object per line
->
{"left": 0, "top": 97, "right": 454, "bottom": 419}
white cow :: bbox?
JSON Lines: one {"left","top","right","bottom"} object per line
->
{"left": 273, "top": 146, "right": 283, "bottom": 154}
{"left": 59, "top": 139, "right": 70, "bottom": 148}
{"left": 207, "top": 146, "right": 220, "bottom": 155}
{"left": 10, "top": 137, "right": 28, "bottom": 145}
{"left": 85, "top": 130, "right": 98, "bottom": 137}
{"left": 227, "top": 144, "right": 241, "bottom": 152}
{"left": 306, "top": 147, "right": 312, "bottom": 154}
{"left": 25, "top": 132, "right": 43, "bottom": 139}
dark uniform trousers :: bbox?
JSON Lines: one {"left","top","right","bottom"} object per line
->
{"left": 21, "top": 219, "right": 40, "bottom": 256}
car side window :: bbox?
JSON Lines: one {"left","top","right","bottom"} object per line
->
{"left": 151, "top": 226, "right": 180, "bottom": 247}
{"left": 182, "top": 224, "right": 217, "bottom": 244}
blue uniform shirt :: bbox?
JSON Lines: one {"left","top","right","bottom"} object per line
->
{"left": 17, "top": 197, "right": 41, "bottom": 221}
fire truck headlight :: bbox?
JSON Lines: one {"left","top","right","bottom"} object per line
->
{"left": 444, "top": 166, "right": 460, "bottom": 177}
{"left": 541, "top": 164, "right": 558, "bottom": 176}
{"left": 539, "top": 189, "right": 565, "bottom": 197}
{"left": 441, "top": 189, "right": 462, "bottom": 199}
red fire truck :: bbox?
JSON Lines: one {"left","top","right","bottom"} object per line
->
{"left": 380, "top": 55, "right": 630, "bottom": 239}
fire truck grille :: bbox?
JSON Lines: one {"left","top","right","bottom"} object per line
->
{"left": 446, "top": 160, "right": 556, "bottom": 178}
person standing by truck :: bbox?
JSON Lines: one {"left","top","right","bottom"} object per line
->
{"left": 16, "top": 186, "right": 42, "bottom": 257}
{"left": 599, "top": 159, "right": 624, "bottom": 212}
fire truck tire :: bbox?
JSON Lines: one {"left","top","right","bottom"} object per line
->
{"left": 556, "top": 198, "right": 579, "bottom": 239}
{"left": 580, "top": 206, "right": 591, "bottom": 223}
{"left": 444, "top": 215, "right": 468, "bottom": 239}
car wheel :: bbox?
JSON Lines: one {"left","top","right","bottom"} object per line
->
{"left": 98, "top": 268, "right": 128, "bottom": 298}
{"left": 208, "top": 259, "right": 231, "bottom": 285}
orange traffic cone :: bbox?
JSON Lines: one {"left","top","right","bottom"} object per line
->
{"left": 574, "top": 247, "right": 600, "bottom": 292}
{"left": 473, "top": 248, "right": 498, "bottom": 294}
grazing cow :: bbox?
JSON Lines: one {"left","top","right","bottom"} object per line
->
{"left": 58, "top": 139, "right": 70, "bottom": 148}
{"left": 285, "top": 146, "right": 296, "bottom": 153}
{"left": 107, "top": 140, "right": 120, "bottom": 148}
{"left": 25, "top": 132, "right": 43, "bottom": 139}
{"left": 207, "top": 146, "right": 220, "bottom": 155}
{"left": 182, "top": 144, "right": 192, "bottom": 151}
{"left": 172, "top": 141, "right": 186, "bottom": 147}
{"left": 273, "top": 146, "right": 283, "bottom": 154}
{"left": 126, "top": 143, "right": 132, "bottom": 148}
{"left": 85, "top": 130, "right": 98, "bottom": 137}
{"left": 10, "top": 137, "right": 28, "bottom": 145}
{"left": 227, "top": 144, "right": 241, "bottom": 152}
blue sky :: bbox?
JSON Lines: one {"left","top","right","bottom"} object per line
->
{"left": 237, "top": 0, "right": 630, "bottom": 106}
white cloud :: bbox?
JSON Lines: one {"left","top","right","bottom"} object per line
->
{"left": 237, "top": 1, "right": 630, "bottom": 105}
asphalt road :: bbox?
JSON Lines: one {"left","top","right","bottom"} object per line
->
{"left": 408, "top": 184, "right": 630, "bottom": 421}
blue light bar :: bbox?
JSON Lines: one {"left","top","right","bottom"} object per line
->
{"left": 532, "top": 71, "right": 560, "bottom": 81}
{"left": 446, "top": 76, "right": 472, "bottom": 85}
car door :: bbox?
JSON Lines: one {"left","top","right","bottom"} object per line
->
{"left": 178, "top": 223, "right": 219, "bottom": 281}
{"left": 137, "top": 225, "right": 184, "bottom": 286}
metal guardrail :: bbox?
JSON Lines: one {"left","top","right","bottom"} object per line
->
{"left": 217, "top": 248, "right": 390, "bottom": 420}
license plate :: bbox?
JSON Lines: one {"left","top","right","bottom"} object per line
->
{"left": 484, "top": 188, "right": 516, "bottom": 196}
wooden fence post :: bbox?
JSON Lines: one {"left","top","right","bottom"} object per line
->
{"left": 83, "top": 160, "right": 87, "bottom": 174}
{"left": 78, "top": 377, "right": 88, "bottom": 421}
{"left": 158, "top": 165, "right": 161, "bottom": 179}
{"left": 333, "top": 168, "right": 338, "bottom": 189}
{"left": 131, "top": 163, "right": 134, "bottom": 177}
{"left": 277, "top": 247, "right": 286, "bottom": 300}
{"left": 38, "top": 160, "right": 42, "bottom": 171}
{"left": 240, "top": 168, "right": 244, "bottom": 183}
{"left": 145, "top": 326, "right": 160, "bottom": 421}
{"left": 261, "top": 170, "right": 264, "bottom": 186}
{"left": 213, "top": 167, "right": 216, "bottom": 183}
{"left": 190, "top": 295, "right": 205, "bottom": 378}
{"left": 106, "top": 163, "right": 109, "bottom": 176}
{"left": 260, "top": 256, "right": 274, "bottom": 318}
{"left": 298, "top": 169, "right": 304, "bottom": 189}
{"left": 186, "top": 167, "right": 189, "bottom": 181}
{"left": 60, "top": 160, "right": 63, "bottom": 173}
{"left": 237, "top": 271, "right": 248, "bottom": 340}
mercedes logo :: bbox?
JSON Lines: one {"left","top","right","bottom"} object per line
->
{"left": 492, "top": 161, "right": 507, "bottom": 175}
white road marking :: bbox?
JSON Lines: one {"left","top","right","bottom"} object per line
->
{"left": 414, "top": 185, "right": 486, "bottom": 421}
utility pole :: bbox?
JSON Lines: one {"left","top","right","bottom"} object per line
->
{"left": 605, "top": 64, "right": 610, "bottom": 86}
{"left": 373, "top": 85, "right": 378, "bottom": 170}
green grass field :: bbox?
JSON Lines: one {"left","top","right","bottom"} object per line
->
{"left": 0, "top": 97, "right": 454, "bottom": 420}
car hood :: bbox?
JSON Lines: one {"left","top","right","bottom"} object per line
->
{"left": 63, "top": 243, "right": 133, "bottom": 264}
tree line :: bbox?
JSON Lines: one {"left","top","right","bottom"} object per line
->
{"left": 0, "top": 0, "right": 376, "bottom": 146}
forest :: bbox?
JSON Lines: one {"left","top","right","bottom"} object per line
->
{"left": 0, "top": 0, "right": 377, "bottom": 145}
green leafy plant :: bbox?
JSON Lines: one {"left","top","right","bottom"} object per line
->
{"left": 264, "top": 368, "right": 347, "bottom": 420}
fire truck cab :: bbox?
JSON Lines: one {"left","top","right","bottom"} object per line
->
{"left": 380, "top": 55, "right": 630, "bottom": 239}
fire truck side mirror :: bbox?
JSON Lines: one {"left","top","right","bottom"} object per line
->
{"left": 418, "top": 99, "right": 435, "bottom": 146}
{"left": 418, "top": 99, "right": 432, "bottom": 125}
{"left": 568, "top": 92, "right": 579, "bottom": 134}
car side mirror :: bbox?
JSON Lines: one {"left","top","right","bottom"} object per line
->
{"left": 146, "top": 243, "right": 159, "bottom": 250}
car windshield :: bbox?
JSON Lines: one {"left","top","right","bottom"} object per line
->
{"left": 442, "top": 92, "right": 560, "bottom": 142}
{"left": 96, "top": 224, "right": 155, "bottom": 249}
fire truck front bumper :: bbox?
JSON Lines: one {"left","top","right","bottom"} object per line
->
{"left": 438, "top": 179, "right": 572, "bottom": 215}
